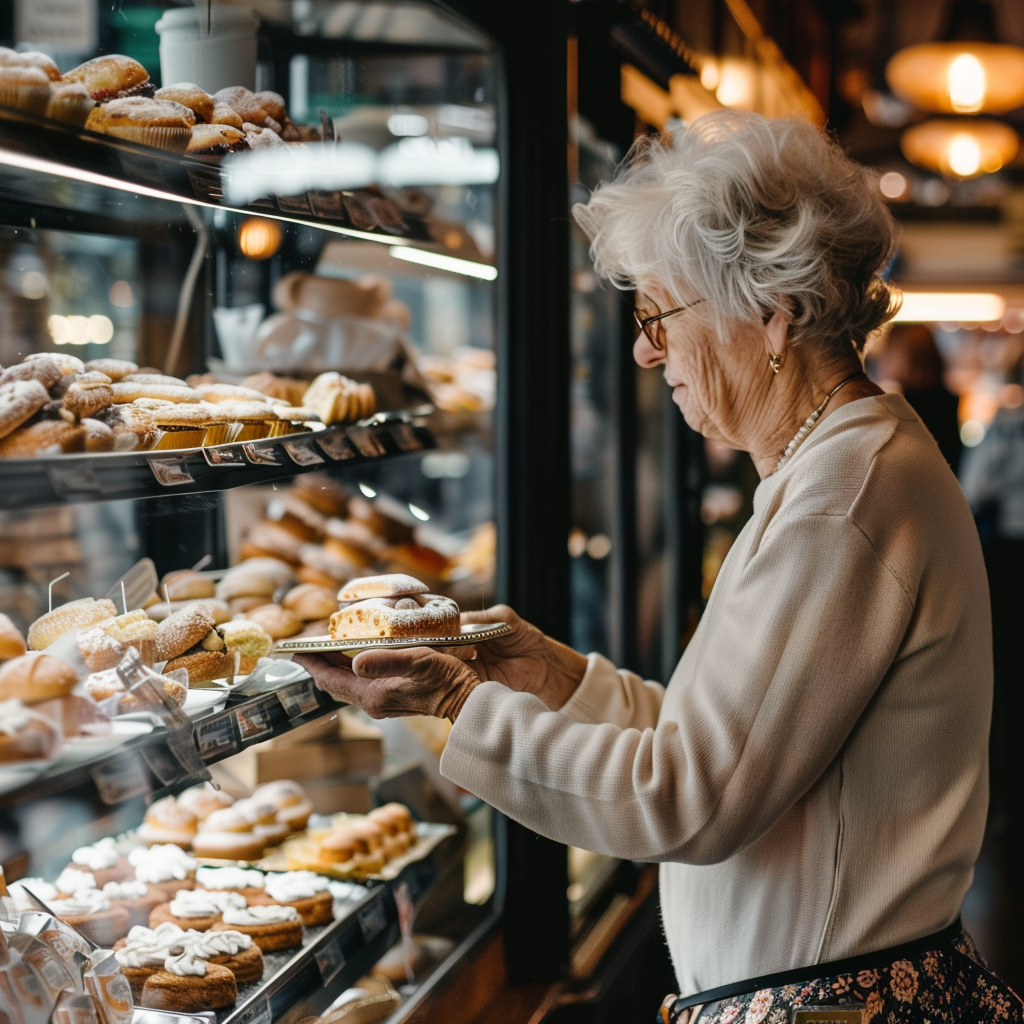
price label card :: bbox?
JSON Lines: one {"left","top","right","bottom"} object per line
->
{"left": 388, "top": 423, "right": 424, "bottom": 453}
{"left": 283, "top": 439, "right": 325, "bottom": 466}
{"left": 235, "top": 699, "right": 274, "bottom": 743}
{"left": 148, "top": 457, "right": 194, "bottom": 487}
{"left": 347, "top": 427, "right": 387, "bottom": 459}
{"left": 358, "top": 898, "right": 388, "bottom": 943}
{"left": 195, "top": 714, "right": 237, "bottom": 761}
{"left": 316, "top": 432, "right": 357, "bottom": 462}
{"left": 278, "top": 680, "right": 321, "bottom": 719}
{"left": 234, "top": 995, "right": 271, "bottom": 1024}
{"left": 90, "top": 752, "right": 151, "bottom": 805}
{"left": 203, "top": 445, "right": 247, "bottom": 467}
{"left": 242, "top": 444, "right": 282, "bottom": 466}
{"left": 314, "top": 935, "right": 346, "bottom": 984}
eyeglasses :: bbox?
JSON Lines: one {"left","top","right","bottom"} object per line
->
{"left": 633, "top": 298, "right": 706, "bottom": 351}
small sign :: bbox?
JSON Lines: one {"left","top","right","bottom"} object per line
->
{"left": 389, "top": 423, "right": 424, "bottom": 453}
{"left": 314, "top": 935, "right": 346, "bottom": 984}
{"left": 90, "top": 752, "right": 150, "bottom": 805}
{"left": 148, "top": 458, "right": 194, "bottom": 487}
{"left": 234, "top": 995, "right": 272, "bottom": 1024}
{"left": 347, "top": 427, "right": 387, "bottom": 459}
{"left": 283, "top": 439, "right": 325, "bottom": 466}
{"left": 195, "top": 714, "right": 236, "bottom": 761}
{"left": 235, "top": 700, "right": 274, "bottom": 743}
{"left": 358, "top": 898, "right": 388, "bottom": 943}
{"left": 242, "top": 444, "right": 282, "bottom": 466}
{"left": 203, "top": 445, "right": 247, "bottom": 467}
{"left": 278, "top": 680, "right": 321, "bottom": 719}
{"left": 316, "top": 432, "right": 357, "bottom": 462}
{"left": 16, "top": 0, "right": 98, "bottom": 52}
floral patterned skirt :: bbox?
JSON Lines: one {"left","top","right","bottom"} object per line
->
{"left": 660, "top": 929, "right": 1023, "bottom": 1024}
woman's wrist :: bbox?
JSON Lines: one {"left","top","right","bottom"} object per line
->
{"left": 540, "top": 641, "right": 589, "bottom": 710}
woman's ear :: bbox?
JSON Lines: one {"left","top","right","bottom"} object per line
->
{"left": 763, "top": 308, "right": 790, "bottom": 358}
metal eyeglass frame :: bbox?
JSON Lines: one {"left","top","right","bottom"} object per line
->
{"left": 633, "top": 298, "right": 706, "bottom": 351}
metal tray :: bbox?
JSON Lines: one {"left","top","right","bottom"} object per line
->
{"left": 273, "top": 622, "right": 511, "bottom": 655}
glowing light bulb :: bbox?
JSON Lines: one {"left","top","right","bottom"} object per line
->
{"left": 946, "top": 133, "right": 981, "bottom": 177}
{"left": 879, "top": 171, "right": 908, "bottom": 199}
{"left": 947, "top": 53, "right": 986, "bottom": 113}
{"left": 358, "top": 483, "right": 376, "bottom": 498}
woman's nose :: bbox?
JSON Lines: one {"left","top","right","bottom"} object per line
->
{"left": 633, "top": 331, "right": 663, "bottom": 368}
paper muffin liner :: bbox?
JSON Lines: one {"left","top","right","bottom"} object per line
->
{"left": 234, "top": 422, "right": 272, "bottom": 442}
{"left": 103, "top": 125, "right": 191, "bottom": 154}
{"left": 0, "top": 82, "right": 50, "bottom": 116}
{"left": 151, "top": 426, "right": 207, "bottom": 450}
{"left": 45, "top": 93, "right": 94, "bottom": 128}
{"left": 269, "top": 421, "right": 311, "bottom": 438}
{"left": 202, "top": 424, "right": 240, "bottom": 447}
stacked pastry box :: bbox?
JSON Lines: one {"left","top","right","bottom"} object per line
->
{"left": 7, "top": 779, "right": 419, "bottom": 1013}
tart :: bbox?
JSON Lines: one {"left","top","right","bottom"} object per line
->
{"left": 212, "top": 905, "right": 303, "bottom": 952}
{"left": 185, "top": 930, "right": 264, "bottom": 985}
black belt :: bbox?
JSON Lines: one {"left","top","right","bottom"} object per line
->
{"left": 660, "top": 917, "right": 963, "bottom": 1024}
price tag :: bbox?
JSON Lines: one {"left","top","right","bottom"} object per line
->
{"left": 47, "top": 461, "right": 103, "bottom": 497}
{"left": 394, "top": 880, "right": 416, "bottom": 983}
{"left": 388, "top": 423, "right": 424, "bottom": 453}
{"left": 283, "top": 439, "right": 325, "bottom": 466}
{"left": 148, "top": 457, "right": 194, "bottom": 487}
{"left": 234, "top": 995, "right": 272, "bottom": 1024}
{"left": 235, "top": 699, "right": 274, "bottom": 743}
{"left": 316, "top": 432, "right": 357, "bottom": 461}
{"left": 347, "top": 427, "right": 387, "bottom": 458}
{"left": 278, "top": 680, "right": 321, "bottom": 719}
{"left": 90, "top": 752, "right": 151, "bottom": 805}
{"left": 314, "top": 935, "right": 346, "bottom": 984}
{"left": 203, "top": 445, "right": 247, "bottom": 467}
{"left": 358, "top": 898, "right": 388, "bottom": 943}
{"left": 195, "top": 714, "right": 237, "bottom": 761}
{"left": 242, "top": 444, "right": 282, "bottom": 466}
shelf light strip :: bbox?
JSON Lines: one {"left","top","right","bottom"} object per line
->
{"left": 892, "top": 291, "right": 1006, "bottom": 323}
{"left": 0, "top": 147, "right": 415, "bottom": 249}
{"left": 388, "top": 245, "right": 497, "bottom": 280}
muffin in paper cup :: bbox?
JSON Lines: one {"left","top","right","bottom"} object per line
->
{"left": 202, "top": 423, "right": 242, "bottom": 447}
{"left": 151, "top": 426, "right": 207, "bottom": 450}
{"left": 270, "top": 420, "right": 311, "bottom": 438}
{"left": 102, "top": 125, "right": 191, "bottom": 153}
{"left": 46, "top": 82, "right": 94, "bottom": 127}
{"left": 234, "top": 421, "right": 273, "bottom": 442}
{"left": 0, "top": 65, "right": 52, "bottom": 115}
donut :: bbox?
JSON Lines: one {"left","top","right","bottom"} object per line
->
{"left": 28, "top": 597, "right": 118, "bottom": 650}
{"left": 163, "top": 649, "right": 237, "bottom": 684}
{"left": 161, "top": 570, "right": 215, "bottom": 601}
{"left": 85, "top": 358, "right": 138, "bottom": 380}
{"left": 337, "top": 574, "right": 429, "bottom": 602}
{"left": 0, "top": 652, "right": 77, "bottom": 703}
{"left": 155, "top": 605, "right": 216, "bottom": 661}
{"left": 329, "top": 593, "right": 460, "bottom": 640}
{"left": 244, "top": 604, "right": 302, "bottom": 640}
{"left": 0, "top": 613, "right": 26, "bottom": 660}
{"left": 0, "top": 379, "right": 49, "bottom": 439}
{"left": 281, "top": 584, "right": 337, "bottom": 621}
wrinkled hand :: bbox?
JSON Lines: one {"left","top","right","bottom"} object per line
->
{"left": 461, "top": 605, "right": 588, "bottom": 709}
{"left": 293, "top": 645, "right": 480, "bottom": 722}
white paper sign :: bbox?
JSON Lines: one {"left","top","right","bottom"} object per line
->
{"left": 16, "top": 0, "right": 98, "bottom": 52}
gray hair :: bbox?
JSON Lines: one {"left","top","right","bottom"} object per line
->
{"left": 572, "top": 110, "right": 901, "bottom": 356}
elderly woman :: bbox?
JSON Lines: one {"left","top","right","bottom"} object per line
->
{"left": 296, "top": 112, "right": 1020, "bottom": 1023}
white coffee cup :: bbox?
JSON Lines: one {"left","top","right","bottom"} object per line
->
{"left": 155, "top": 4, "right": 260, "bottom": 94}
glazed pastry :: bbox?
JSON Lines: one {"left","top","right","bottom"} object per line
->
{"left": 51, "top": 889, "right": 131, "bottom": 947}
{"left": 149, "top": 888, "right": 244, "bottom": 931}
{"left": 65, "top": 55, "right": 153, "bottom": 101}
{"left": 102, "top": 879, "right": 163, "bottom": 928}
{"left": 155, "top": 604, "right": 216, "bottom": 661}
{"left": 154, "top": 83, "right": 214, "bottom": 122}
{"left": 212, "top": 904, "right": 303, "bottom": 952}
{"left": 257, "top": 871, "right": 333, "bottom": 926}
{"left": 212, "top": 86, "right": 270, "bottom": 125}
{"left": 129, "top": 844, "right": 197, "bottom": 898}
{"left": 27, "top": 596, "right": 118, "bottom": 650}
{"left": 209, "top": 102, "right": 244, "bottom": 129}
{"left": 137, "top": 796, "right": 199, "bottom": 848}
{"left": 191, "top": 808, "right": 266, "bottom": 861}
{"left": 329, "top": 593, "right": 460, "bottom": 641}
{"left": 94, "top": 403, "right": 161, "bottom": 451}
{"left": 184, "top": 929, "right": 264, "bottom": 985}
{"left": 0, "top": 613, "right": 26, "bottom": 660}
{"left": 0, "top": 651, "right": 77, "bottom": 703}
{"left": 176, "top": 781, "right": 234, "bottom": 821}
{"left": 0, "top": 355, "right": 63, "bottom": 389}
{"left": 252, "top": 780, "right": 314, "bottom": 832}
{"left": 0, "top": 379, "right": 50, "bottom": 440}
{"left": 63, "top": 377, "right": 113, "bottom": 420}
{"left": 195, "top": 865, "right": 266, "bottom": 901}
{"left": 187, "top": 123, "right": 247, "bottom": 155}
{"left": 244, "top": 603, "right": 302, "bottom": 640}
{"left": 281, "top": 584, "right": 337, "bottom": 622}
{"left": 68, "top": 837, "right": 133, "bottom": 887}
{"left": 161, "top": 569, "right": 215, "bottom": 601}
{"left": 140, "top": 957, "right": 237, "bottom": 1012}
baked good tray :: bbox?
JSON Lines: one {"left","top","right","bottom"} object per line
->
{"left": 273, "top": 621, "right": 511, "bottom": 654}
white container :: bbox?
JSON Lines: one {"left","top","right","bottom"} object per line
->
{"left": 155, "top": 5, "right": 259, "bottom": 94}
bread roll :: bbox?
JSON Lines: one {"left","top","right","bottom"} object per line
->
{"left": 0, "top": 652, "right": 77, "bottom": 703}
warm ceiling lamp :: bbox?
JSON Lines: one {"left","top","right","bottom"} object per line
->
{"left": 885, "top": 0, "right": 1024, "bottom": 115}
{"left": 900, "top": 117, "right": 1019, "bottom": 178}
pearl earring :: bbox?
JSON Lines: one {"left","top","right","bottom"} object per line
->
{"left": 768, "top": 352, "right": 785, "bottom": 374}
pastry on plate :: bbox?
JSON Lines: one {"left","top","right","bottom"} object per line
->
{"left": 329, "top": 574, "right": 459, "bottom": 641}
{"left": 211, "top": 904, "right": 303, "bottom": 952}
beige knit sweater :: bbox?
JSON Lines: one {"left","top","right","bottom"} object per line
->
{"left": 441, "top": 394, "right": 992, "bottom": 994}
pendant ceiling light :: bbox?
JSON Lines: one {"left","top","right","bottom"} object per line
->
{"left": 900, "top": 117, "right": 1019, "bottom": 178}
{"left": 885, "top": 0, "right": 1024, "bottom": 114}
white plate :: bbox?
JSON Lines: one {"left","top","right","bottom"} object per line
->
{"left": 273, "top": 621, "right": 512, "bottom": 655}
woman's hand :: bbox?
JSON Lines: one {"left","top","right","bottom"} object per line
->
{"left": 461, "top": 605, "right": 588, "bottom": 709}
{"left": 292, "top": 646, "right": 481, "bottom": 722}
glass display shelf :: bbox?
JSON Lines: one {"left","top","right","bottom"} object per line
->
{"left": 0, "top": 415, "right": 434, "bottom": 512}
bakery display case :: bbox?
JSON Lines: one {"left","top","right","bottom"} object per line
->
{"left": 0, "top": 1, "right": 513, "bottom": 1021}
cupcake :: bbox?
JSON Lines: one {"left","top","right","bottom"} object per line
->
{"left": 46, "top": 82, "right": 94, "bottom": 127}
{"left": 0, "top": 64, "right": 51, "bottom": 115}
{"left": 129, "top": 843, "right": 197, "bottom": 899}
{"left": 137, "top": 795, "right": 198, "bottom": 848}
{"left": 85, "top": 97, "right": 195, "bottom": 154}
{"left": 215, "top": 400, "right": 279, "bottom": 442}
{"left": 252, "top": 780, "right": 313, "bottom": 832}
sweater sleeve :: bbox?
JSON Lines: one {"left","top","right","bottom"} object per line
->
{"left": 557, "top": 652, "right": 665, "bottom": 728}
{"left": 440, "top": 513, "right": 915, "bottom": 864}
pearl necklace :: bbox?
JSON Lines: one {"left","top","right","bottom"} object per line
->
{"left": 774, "top": 372, "right": 865, "bottom": 473}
